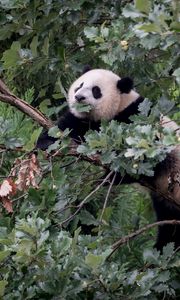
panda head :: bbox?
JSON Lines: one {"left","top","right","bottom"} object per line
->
{"left": 68, "top": 69, "right": 139, "bottom": 121}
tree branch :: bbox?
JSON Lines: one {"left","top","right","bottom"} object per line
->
{"left": 0, "top": 79, "right": 53, "bottom": 129}
{"left": 108, "top": 219, "right": 180, "bottom": 258}
{"left": 99, "top": 172, "right": 117, "bottom": 223}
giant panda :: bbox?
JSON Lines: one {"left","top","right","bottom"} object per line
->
{"left": 37, "top": 69, "right": 144, "bottom": 149}
{"left": 37, "top": 68, "right": 180, "bottom": 252}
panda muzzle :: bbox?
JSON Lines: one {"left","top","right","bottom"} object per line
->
{"left": 75, "top": 95, "right": 86, "bottom": 102}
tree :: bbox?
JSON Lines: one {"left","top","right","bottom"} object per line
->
{"left": 0, "top": 0, "right": 180, "bottom": 299}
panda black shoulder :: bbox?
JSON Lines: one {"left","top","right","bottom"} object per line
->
{"left": 115, "top": 96, "right": 144, "bottom": 123}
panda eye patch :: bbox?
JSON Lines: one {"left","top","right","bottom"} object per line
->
{"left": 74, "top": 82, "right": 84, "bottom": 93}
{"left": 92, "top": 86, "right": 102, "bottom": 99}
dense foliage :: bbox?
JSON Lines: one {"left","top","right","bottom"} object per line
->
{"left": 0, "top": 0, "right": 180, "bottom": 299}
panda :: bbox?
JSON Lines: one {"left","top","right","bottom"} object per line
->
{"left": 37, "top": 67, "right": 180, "bottom": 252}
{"left": 37, "top": 68, "right": 144, "bottom": 149}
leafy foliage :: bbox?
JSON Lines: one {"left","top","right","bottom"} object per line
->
{"left": 0, "top": 215, "right": 180, "bottom": 299}
{"left": 77, "top": 100, "right": 178, "bottom": 177}
{"left": 0, "top": 0, "right": 180, "bottom": 299}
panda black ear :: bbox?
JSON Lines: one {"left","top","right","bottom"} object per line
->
{"left": 117, "top": 77, "right": 134, "bottom": 93}
{"left": 82, "top": 65, "right": 92, "bottom": 74}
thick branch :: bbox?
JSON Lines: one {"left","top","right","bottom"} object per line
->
{"left": 0, "top": 79, "right": 53, "bottom": 129}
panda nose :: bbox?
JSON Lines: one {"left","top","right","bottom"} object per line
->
{"left": 75, "top": 95, "right": 86, "bottom": 102}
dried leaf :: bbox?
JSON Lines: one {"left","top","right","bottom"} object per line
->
{"left": 1, "top": 197, "right": 13, "bottom": 213}
{"left": 15, "top": 154, "right": 42, "bottom": 191}
{"left": 0, "top": 179, "right": 16, "bottom": 197}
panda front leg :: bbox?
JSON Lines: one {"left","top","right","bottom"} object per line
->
{"left": 152, "top": 193, "right": 180, "bottom": 252}
{"left": 36, "top": 110, "right": 92, "bottom": 150}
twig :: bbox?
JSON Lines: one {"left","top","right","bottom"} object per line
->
{"left": 12, "top": 193, "right": 28, "bottom": 202}
{"left": 51, "top": 144, "right": 103, "bottom": 166}
{"left": 108, "top": 220, "right": 180, "bottom": 259}
{"left": 167, "top": 245, "right": 180, "bottom": 264}
{"left": 60, "top": 170, "right": 114, "bottom": 227}
{"left": 54, "top": 205, "right": 79, "bottom": 215}
{"left": 99, "top": 172, "right": 117, "bottom": 223}
{"left": 0, "top": 151, "right": 5, "bottom": 169}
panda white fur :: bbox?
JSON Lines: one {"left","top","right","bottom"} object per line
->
{"left": 37, "top": 67, "right": 180, "bottom": 251}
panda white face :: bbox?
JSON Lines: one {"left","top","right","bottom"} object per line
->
{"left": 74, "top": 82, "right": 102, "bottom": 102}
{"left": 68, "top": 69, "right": 139, "bottom": 121}
{"left": 68, "top": 69, "right": 122, "bottom": 121}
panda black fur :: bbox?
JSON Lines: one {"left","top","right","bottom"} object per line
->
{"left": 37, "top": 68, "right": 180, "bottom": 252}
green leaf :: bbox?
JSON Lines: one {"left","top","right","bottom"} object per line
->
{"left": 48, "top": 126, "right": 61, "bottom": 138}
{"left": 30, "top": 36, "right": 39, "bottom": 57}
{"left": 79, "top": 210, "right": 99, "bottom": 226}
{"left": 0, "top": 24, "right": 15, "bottom": 41}
{"left": 5, "top": 137, "right": 24, "bottom": 149}
{"left": 158, "top": 271, "right": 170, "bottom": 283}
{"left": 126, "top": 136, "right": 137, "bottom": 146}
{"left": 85, "top": 249, "right": 111, "bottom": 270}
{"left": 162, "top": 243, "right": 175, "bottom": 261}
{"left": 163, "top": 134, "right": 177, "bottom": 146}
{"left": 138, "top": 99, "right": 152, "bottom": 116}
{"left": 39, "top": 99, "right": 51, "bottom": 114}
{"left": 42, "top": 36, "right": 49, "bottom": 56}
{"left": 0, "top": 280, "right": 8, "bottom": 297}
{"left": 0, "top": 250, "right": 11, "bottom": 262}
{"left": 138, "top": 23, "right": 161, "bottom": 33}
{"left": 47, "top": 140, "right": 60, "bottom": 153}
{"left": 84, "top": 26, "right": 98, "bottom": 40}
{"left": 37, "top": 230, "right": 49, "bottom": 248}
{"left": 170, "top": 21, "right": 180, "bottom": 32}
{"left": 58, "top": 232, "right": 72, "bottom": 256}
{"left": 77, "top": 144, "right": 89, "bottom": 154}
{"left": 17, "top": 223, "right": 36, "bottom": 237}
{"left": 158, "top": 97, "right": 175, "bottom": 114}
{"left": 135, "top": 0, "right": 151, "bottom": 14}
{"left": 173, "top": 68, "right": 180, "bottom": 84}
{"left": 24, "top": 128, "right": 42, "bottom": 151}
{"left": 73, "top": 103, "right": 91, "bottom": 113}
{"left": 140, "top": 34, "right": 161, "bottom": 49}
{"left": 122, "top": 4, "right": 144, "bottom": 18}
{"left": 101, "top": 27, "right": 109, "bottom": 38}
{"left": 2, "top": 41, "right": 21, "bottom": 68}
{"left": 85, "top": 253, "right": 103, "bottom": 269}
{"left": 143, "top": 248, "right": 160, "bottom": 265}
{"left": 138, "top": 139, "right": 150, "bottom": 148}
{"left": 72, "top": 227, "right": 81, "bottom": 254}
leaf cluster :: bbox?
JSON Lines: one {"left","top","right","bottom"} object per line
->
{"left": 78, "top": 99, "right": 178, "bottom": 177}
{"left": 0, "top": 215, "right": 180, "bottom": 299}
